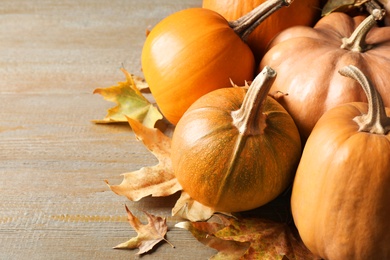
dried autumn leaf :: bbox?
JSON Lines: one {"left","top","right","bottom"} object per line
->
{"left": 177, "top": 215, "right": 320, "bottom": 260}
{"left": 93, "top": 68, "right": 162, "bottom": 128}
{"left": 106, "top": 118, "right": 182, "bottom": 201}
{"left": 172, "top": 191, "right": 216, "bottom": 222}
{"left": 114, "top": 205, "right": 174, "bottom": 255}
{"left": 322, "top": 0, "right": 370, "bottom": 15}
{"left": 172, "top": 191, "right": 234, "bottom": 222}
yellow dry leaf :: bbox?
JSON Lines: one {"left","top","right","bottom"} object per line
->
{"left": 93, "top": 68, "right": 162, "bottom": 128}
{"left": 106, "top": 118, "right": 182, "bottom": 201}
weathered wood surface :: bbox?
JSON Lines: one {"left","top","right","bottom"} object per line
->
{"left": 0, "top": 0, "right": 220, "bottom": 259}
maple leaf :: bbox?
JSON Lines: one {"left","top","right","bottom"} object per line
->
{"left": 106, "top": 118, "right": 182, "bottom": 201}
{"left": 114, "top": 205, "right": 174, "bottom": 255}
{"left": 93, "top": 68, "right": 163, "bottom": 128}
{"left": 176, "top": 215, "right": 320, "bottom": 260}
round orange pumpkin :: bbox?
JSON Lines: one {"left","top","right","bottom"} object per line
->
{"left": 202, "top": 0, "right": 323, "bottom": 58}
{"left": 259, "top": 9, "right": 390, "bottom": 142}
{"left": 142, "top": 0, "right": 292, "bottom": 125}
{"left": 291, "top": 65, "right": 390, "bottom": 259}
{"left": 171, "top": 67, "right": 301, "bottom": 212}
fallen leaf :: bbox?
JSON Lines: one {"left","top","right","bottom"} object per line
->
{"left": 175, "top": 221, "right": 250, "bottom": 260}
{"left": 106, "top": 118, "right": 182, "bottom": 201}
{"left": 322, "top": 0, "right": 370, "bottom": 16}
{"left": 114, "top": 205, "right": 174, "bottom": 255}
{"left": 93, "top": 68, "right": 163, "bottom": 128}
{"left": 172, "top": 191, "right": 216, "bottom": 222}
{"left": 172, "top": 191, "right": 234, "bottom": 222}
{"left": 177, "top": 215, "right": 320, "bottom": 260}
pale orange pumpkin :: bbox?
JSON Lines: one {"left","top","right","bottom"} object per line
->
{"left": 142, "top": 0, "right": 291, "bottom": 125}
{"left": 259, "top": 9, "right": 390, "bottom": 142}
{"left": 171, "top": 67, "right": 301, "bottom": 212}
{"left": 202, "top": 0, "right": 323, "bottom": 58}
{"left": 291, "top": 65, "right": 390, "bottom": 259}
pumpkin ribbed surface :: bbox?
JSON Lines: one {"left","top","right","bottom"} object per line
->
{"left": 141, "top": 8, "right": 255, "bottom": 125}
{"left": 259, "top": 12, "right": 390, "bottom": 141}
{"left": 202, "top": 0, "right": 322, "bottom": 57}
{"left": 291, "top": 65, "right": 390, "bottom": 260}
{"left": 171, "top": 79, "right": 301, "bottom": 212}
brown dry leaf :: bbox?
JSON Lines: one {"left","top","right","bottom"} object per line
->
{"left": 172, "top": 191, "right": 234, "bottom": 222}
{"left": 322, "top": 0, "right": 370, "bottom": 15}
{"left": 106, "top": 118, "right": 182, "bottom": 201}
{"left": 172, "top": 191, "right": 216, "bottom": 222}
{"left": 176, "top": 215, "right": 320, "bottom": 260}
{"left": 114, "top": 205, "right": 174, "bottom": 255}
{"left": 93, "top": 68, "right": 162, "bottom": 128}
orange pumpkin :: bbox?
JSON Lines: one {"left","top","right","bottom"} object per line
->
{"left": 142, "top": 0, "right": 291, "bottom": 125}
{"left": 171, "top": 67, "right": 301, "bottom": 212}
{"left": 202, "top": 0, "right": 323, "bottom": 58}
{"left": 291, "top": 65, "right": 390, "bottom": 259}
{"left": 259, "top": 9, "right": 390, "bottom": 142}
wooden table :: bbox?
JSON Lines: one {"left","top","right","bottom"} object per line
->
{"left": 0, "top": 0, "right": 219, "bottom": 259}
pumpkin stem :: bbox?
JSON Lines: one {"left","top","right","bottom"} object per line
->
{"left": 340, "top": 8, "right": 385, "bottom": 52}
{"left": 232, "top": 66, "right": 276, "bottom": 135}
{"left": 338, "top": 65, "right": 390, "bottom": 135}
{"left": 229, "top": 0, "right": 292, "bottom": 41}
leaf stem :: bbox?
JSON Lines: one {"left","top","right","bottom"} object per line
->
{"left": 338, "top": 65, "right": 390, "bottom": 135}
{"left": 229, "top": 0, "right": 292, "bottom": 41}
{"left": 163, "top": 238, "right": 175, "bottom": 248}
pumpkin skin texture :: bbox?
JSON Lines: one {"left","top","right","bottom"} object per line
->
{"left": 141, "top": 8, "right": 255, "bottom": 125}
{"left": 171, "top": 67, "right": 301, "bottom": 213}
{"left": 291, "top": 66, "right": 390, "bottom": 260}
{"left": 202, "top": 0, "right": 322, "bottom": 58}
{"left": 259, "top": 12, "right": 390, "bottom": 142}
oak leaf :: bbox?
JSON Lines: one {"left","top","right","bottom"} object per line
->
{"left": 106, "top": 118, "right": 182, "bottom": 201}
{"left": 114, "top": 205, "right": 174, "bottom": 255}
{"left": 93, "top": 68, "right": 162, "bottom": 128}
{"left": 176, "top": 215, "right": 320, "bottom": 260}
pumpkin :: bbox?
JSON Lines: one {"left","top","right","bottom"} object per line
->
{"left": 291, "top": 65, "right": 390, "bottom": 260}
{"left": 171, "top": 66, "right": 301, "bottom": 213}
{"left": 141, "top": 0, "right": 291, "bottom": 125}
{"left": 259, "top": 8, "right": 390, "bottom": 142}
{"left": 202, "top": 0, "right": 323, "bottom": 58}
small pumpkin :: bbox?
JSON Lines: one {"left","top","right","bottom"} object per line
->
{"left": 141, "top": 0, "right": 291, "bottom": 125}
{"left": 171, "top": 66, "right": 301, "bottom": 213}
{"left": 202, "top": 0, "right": 323, "bottom": 58}
{"left": 291, "top": 65, "right": 390, "bottom": 260}
{"left": 259, "top": 8, "right": 390, "bottom": 142}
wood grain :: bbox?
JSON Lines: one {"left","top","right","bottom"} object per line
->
{"left": 0, "top": 0, "right": 218, "bottom": 259}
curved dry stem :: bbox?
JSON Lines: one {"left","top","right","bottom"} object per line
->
{"left": 232, "top": 66, "right": 276, "bottom": 136}
{"left": 229, "top": 0, "right": 292, "bottom": 41}
{"left": 338, "top": 65, "right": 390, "bottom": 135}
{"left": 340, "top": 8, "right": 385, "bottom": 52}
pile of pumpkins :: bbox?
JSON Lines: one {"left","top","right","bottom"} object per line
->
{"left": 140, "top": 0, "right": 390, "bottom": 259}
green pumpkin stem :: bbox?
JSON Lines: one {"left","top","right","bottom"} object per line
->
{"left": 340, "top": 8, "right": 385, "bottom": 52}
{"left": 229, "top": 0, "right": 292, "bottom": 41}
{"left": 232, "top": 66, "right": 276, "bottom": 136}
{"left": 338, "top": 65, "right": 390, "bottom": 135}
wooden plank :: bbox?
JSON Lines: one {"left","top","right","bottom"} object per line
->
{"left": 0, "top": 0, "right": 218, "bottom": 259}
